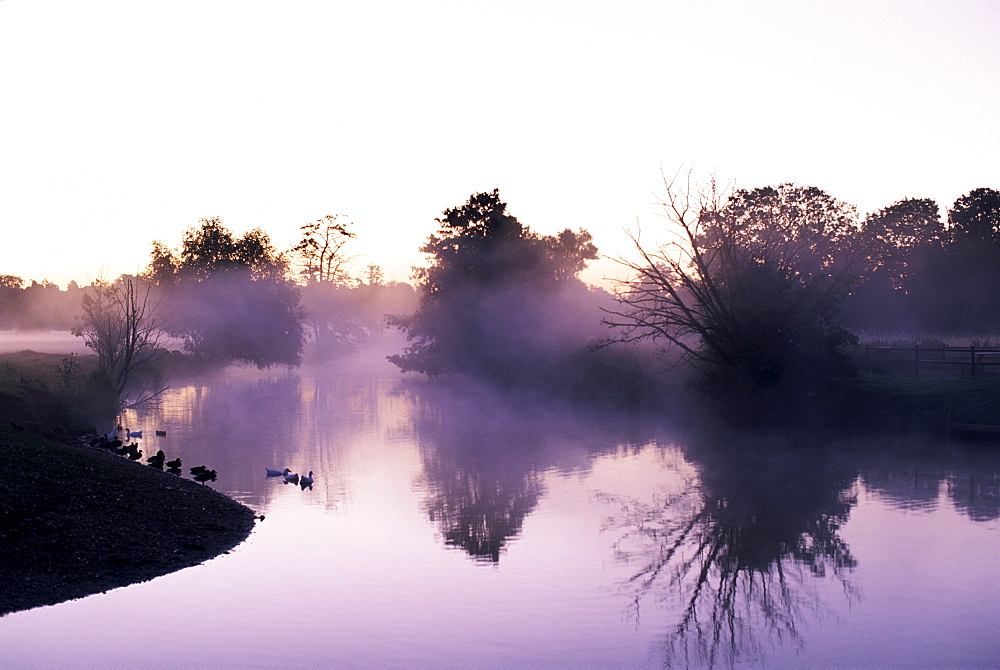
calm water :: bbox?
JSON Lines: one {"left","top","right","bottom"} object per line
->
{"left": 3, "top": 367, "right": 999, "bottom": 668}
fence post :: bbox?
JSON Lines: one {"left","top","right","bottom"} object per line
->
{"left": 915, "top": 344, "right": 920, "bottom": 375}
{"left": 971, "top": 345, "right": 977, "bottom": 377}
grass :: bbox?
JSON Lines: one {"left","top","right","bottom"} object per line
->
{"left": 0, "top": 350, "right": 109, "bottom": 434}
{"left": 849, "top": 373, "right": 1000, "bottom": 432}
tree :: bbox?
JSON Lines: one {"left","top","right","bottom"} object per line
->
{"left": 948, "top": 187, "right": 1000, "bottom": 248}
{"left": 144, "top": 218, "right": 305, "bottom": 368}
{"left": 287, "top": 214, "right": 373, "bottom": 358}
{"left": 860, "top": 198, "right": 943, "bottom": 288}
{"left": 291, "top": 214, "right": 356, "bottom": 285}
{"left": 606, "top": 172, "right": 864, "bottom": 416}
{"left": 841, "top": 198, "right": 944, "bottom": 330}
{"left": 389, "top": 189, "right": 600, "bottom": 384}
{"left": 914, "top": 188, "right": 1000, "bottom": 330}
{"left": 0, "top": 275, "right": 24, "bottom": 327}
{"left": 73, "top": 276, "right": 166, "bottom": 410}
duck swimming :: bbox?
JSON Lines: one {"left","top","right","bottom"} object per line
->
{"left": 300, "top": 471, "right": 314, "bottom": 488}
{"left": 266, "top": 468, "right": 291, "bottom": 478}
{"left": 283, "top": 472, "right": 299, "bottom": 485}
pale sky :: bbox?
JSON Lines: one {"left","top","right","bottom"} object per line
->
{"left": 1, "top": 0, "right": 997, "bottom": 288}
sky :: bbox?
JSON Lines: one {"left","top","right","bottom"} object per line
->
{"left": 1, "top": 0, "right": 998, "bottom": 289}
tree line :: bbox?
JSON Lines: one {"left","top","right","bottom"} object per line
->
{"left": 2, "top": 179, "right": 998, "bottom": 421}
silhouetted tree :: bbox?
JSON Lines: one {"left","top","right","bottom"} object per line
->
{"left": 842, "top": 198, "right": 944, "bottom": 330}
{"left": 607, "top": 173, "right": 864, "bottom": 419}
{"left": 287, "top": 215, "right": 376, "bottom": 358}
{"left": 144, "top": 218, "right": 305, "bottom": 367}
{"left": 388, "top": 189, "right": 600, "bottom": 386}
{"left": 863, "top": 198, "right": 944, "bottom": 288}
{"left": 73, "top": 276, "right": 166, "bottom": 410}
{"left": 948, "top": 187, "right": 1000, "bottom": 248}
{"left": 0, "top": 275, "right": 24, "bottom": 327}
{"left": 291, "top": 214, "right": 356, "bottom": 285}
{"left": 920, "top": 188, "right": 1000, "bottom": 330}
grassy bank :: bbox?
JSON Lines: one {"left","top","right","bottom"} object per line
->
{"left": 849, "top": 373, "right": 1000, "bottom": 433}
{"left": 0, "top": 350, "right": 108, "bottom": 436}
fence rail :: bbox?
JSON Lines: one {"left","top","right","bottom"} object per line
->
{"left": 862, "top": 345, "right": 1000, "bottom": 377}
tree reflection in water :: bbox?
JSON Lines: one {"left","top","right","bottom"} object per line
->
{"left": 604, "top": 441, "right": 859, "bottom": 668}
{"left": 419, "top": 452, "right": 543, "bottom": 563}
{"left": 411, "top": 382, "right": 661, "bottom": 564}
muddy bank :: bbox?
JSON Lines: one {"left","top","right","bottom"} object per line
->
{"left": 0, "top": 430, "right": 257, "bottom": 617}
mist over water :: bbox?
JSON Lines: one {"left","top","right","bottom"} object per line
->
{"left": 2, "top": 365, "right": 997, "bottom": 668}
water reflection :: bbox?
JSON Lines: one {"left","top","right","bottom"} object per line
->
{"left": 418, "top": 451, "right": 543, "bottom": 563}
{"left": 410, "top": 382, "right": 668, "bottom": 564}
{"left": 861, "top": 452, "right": 1000, "bottom": 522}
{"left": 605, "top": 439, "right": 859, "bottom": 668}
{"left": 38, "top": 370, "right": 998, "bottom": 668}
{"left": 947, "top": 470, "right": 999, "bottom": 521}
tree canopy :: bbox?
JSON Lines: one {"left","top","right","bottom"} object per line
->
{"left": 608, "top": 174, "right": 864, "bottom": 419}
{"left": 389, "top": 189, "right": 601, "bottom": 385}
{"left": 144, "top": 218, "right": 305, "bottom": 368}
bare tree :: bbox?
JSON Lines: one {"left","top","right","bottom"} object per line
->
{"left": 605, "top": 169, "right": 864, "bottom": 401}
{"left": 74, "top": 277, "right": 166, "bottom": 409}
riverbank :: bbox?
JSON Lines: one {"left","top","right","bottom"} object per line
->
{"left": 0, "top": 350, "right": 257, "bottom": 617}
{"left": 849, "top": 374, "right": 1000, "bottom": 433}
{"left": 0, "top": 428, "right": 257, "bottom": 616}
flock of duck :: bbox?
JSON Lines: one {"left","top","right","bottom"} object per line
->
{"left": 266, "top": 467, "right": 315, "bottom": 489}
{"left": 85, "top": 429, "right": 218, "bottom": 484}
{"left": 83, "top": 428, "right": 315, "bottom": 490}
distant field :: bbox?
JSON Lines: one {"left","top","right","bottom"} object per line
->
{"left": 0, "top": 330, "right": 90, "bottom": 355}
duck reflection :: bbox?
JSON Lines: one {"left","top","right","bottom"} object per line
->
{"left": 606, "top": 438, "right": 858, "bottom": 668}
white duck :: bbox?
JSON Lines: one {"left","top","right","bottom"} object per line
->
{"left": 266, "top": 467, "right": 291, "bottom": 478}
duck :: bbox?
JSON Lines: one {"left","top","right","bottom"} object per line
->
{"left": 190, "top": 465, "right": 209, "bottom": 477}
{"left": 126, "top": 429, "right": 142, "bottom": 439}
{"left": 266, "top": 467, "right": 291, "bottom": 478}
{"left": 127, "top": 448, "right": 143, "bottom": 461}
{"left": 299, "top": 471, "right": 314, "bottom": 488}
{"left": 165, "top": 457, "right": 182, "bottom": 469}
{"left": 193, "top": 469, "right": 217, "bottom": 484}
{"left": 283, "top": 472, "right": 299, "bottom": 485}
{"left": 146, "top": 450, "right": 165, "bottom": 468}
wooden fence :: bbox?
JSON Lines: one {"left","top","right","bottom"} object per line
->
{"left": 862, "top": 345, "right": 1000, "bottom": 377}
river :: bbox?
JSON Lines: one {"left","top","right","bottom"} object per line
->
{"left": 2, "top": 365, "right": 998, "bottom": 668}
